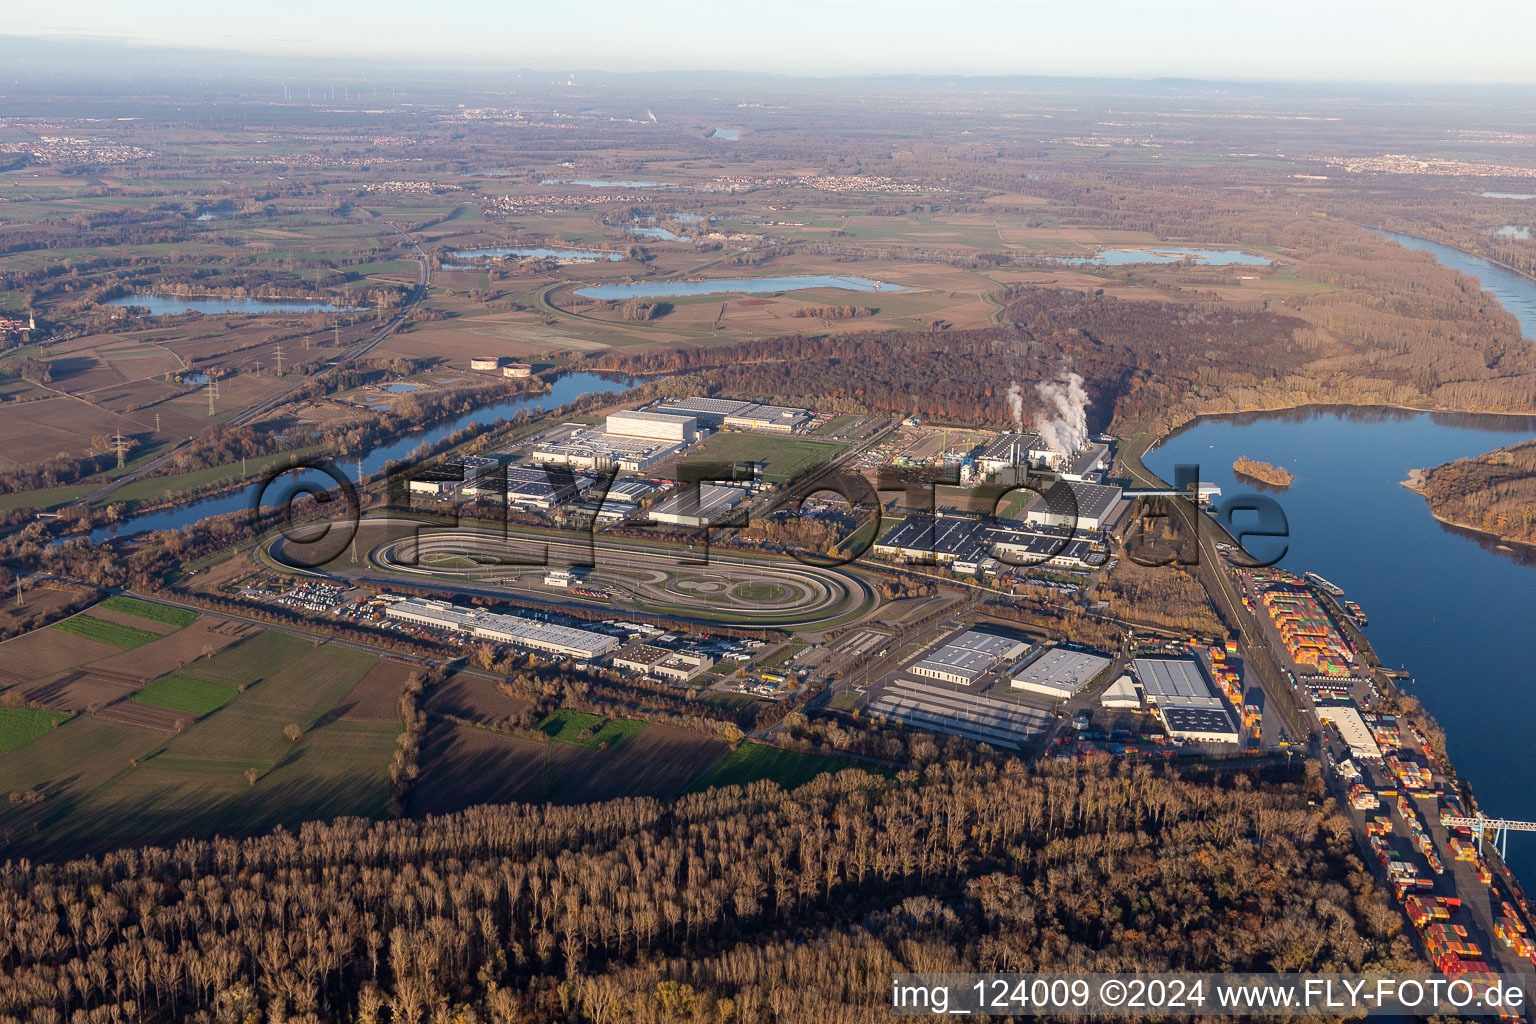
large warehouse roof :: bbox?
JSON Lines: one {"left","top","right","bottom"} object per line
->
{"left": 1024, "top": 480, "right": 1123, "bottom": 521}
{"left": 1134, "top": 657, "right": 1219, "bottom": 705}
{"left": 1316, "top": 703, "right": 1384, "bottom": 761}
{"left": 910, "top": 629, "right": 1025, "bottom": 684}
{"left": 1010, "top": 646, "right": 1111, "bottom": 697}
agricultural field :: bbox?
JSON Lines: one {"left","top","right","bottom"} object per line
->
{"left": 686, "top": 740, "right": 852, "bottom": 793}
{"left": 48, "top": 613, "right": 160, "bottom": 649}
{"left": 131, "top": 674, "right": 239, "bottom": 717}
{"left": 21, "top": 630, "right": 390, "bottom": 852}
{"left": 536, "top": 710, "right": 645, "bottom": 749}
{"left": 98, "top": 595, "right": 199, "bottom": 628}
{"left": 410, "top": 719, "right": 728, "bottom": 814}
{"left": 0, "top": 706, "right": 69, "bottom": 754}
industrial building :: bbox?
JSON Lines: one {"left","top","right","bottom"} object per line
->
{"left": 651, "top": 396, "right": 755, "bottom": 427}
{"left": 975, "top": 431, "right": 1055, "bottom": 474}
{"left": 1133, "top": 657, "right": 1240, "bottom": 744}
{"left": 1317, "top": 703, "right": 1384, "bottom": 761}
{"left": 1009, "top": 645, "right": 1112, "bottom": 699}
{"left": 613, "top": 644, "right": 714, "bottom": 682}
{"left": 1100, "top": 675, "right": 1142, "bottom": 709}
{"left": 722, "top": 404, "right": 809, "bottom": 433}
{"left": 470, "top": 357, "right": 500, "bottom": 371}
{"left": 606, "top": 410, "right": 698, "bottom": 443}
{"left": 383, "top": 597, "right": 619, "bottom": 659}
{"left": 647, "top": 483, "right": 747, "bottom": 528}
{"left": 498, "top": 465, "right": 584, "bottom": 510}
{"left": 1021, "top": 480, "right": 1125, "bottom": 530}
{"left": 1060, "top": 443, "right": 1110, "bottom": 481}
{"left": 502, "top": 363, "right": 532, "bottom": 378}
{"left": 532, "top": 429, "right": 685, "bottom": 472}
{"left": 867, "top": 678, "right": 1052, "bottom": 749}
{"left": 872, "top": 513, "right": 1102, "bottom": 570}
{"left": 909, "top": 629, "right": 1028, "bottom": 686}
{"left": 648, "top": 395, "right": 810, "bottom": 433}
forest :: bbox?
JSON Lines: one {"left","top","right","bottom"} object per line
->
{"left": 1412, "top": 438, "right": 1536, "bottom": 545}
{"left": 0, "top": 760, "right": 1418, "bottom": 1024}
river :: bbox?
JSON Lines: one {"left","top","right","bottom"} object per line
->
{"left": 86, "top": 371, "right": 638, "bottom": 544}
{"left": 1150, "top": 230, "right": 1536, "bottom": 883}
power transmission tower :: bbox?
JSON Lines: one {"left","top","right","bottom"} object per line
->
{"left": 275, "top": 344, "right": 285, "bottom": 376}
{"left": 333, "top": 320, "right": 341, "bottom": 347}
{"left": 112, "top": 431, "right": 128, "bottom": 469}
{"left": 251, "top": 361, "right": 262, "bottom": 377}
{"left": 155, "top": 412, "right": 161, "bottom": 432}
{"left": 207, "top": 379, "right": 220, "bottom": 416}
{"left": 304, "top": 334, "right": 311, "bottom": 351}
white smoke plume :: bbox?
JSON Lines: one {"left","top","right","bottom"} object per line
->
{"left": 1005, "top": 382, "right": 1024, "bottom": 431}
{"left": 1034, "top": 370, "right": 1090, "bottom": 457}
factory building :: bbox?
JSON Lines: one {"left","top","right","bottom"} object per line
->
{"left": 975, "top": 431, "right": 1055, "bottom": 474}
{"left": 647, "top": 395, "right": 810, "bottom": 433}
{"left": 1009, "top": 645, "right": 1112, "bottom": 699}
{"left": 532, "top": 430, "right": 685, "bottom": 472}
{"left": 1021, "top": 480, "right": 1125, "bottom": 530}
{"left": 607, "top": 410, "right": 698, "bottom": 443}
{"left": 1060, "top": 442, "right": 1110, "bottom": 481}
{"left": 499, "top": 465, "right": 584, "bottom": 510}
{"left": 1316, "top": 703, "right": 1384, "bottom": 761}
{"left": 613, "top": 644, "right": 714, "bottom": 682}
{"left": 651, "top": 396, "right": 754, "bottom": 427}
{"left": 908, "top": 629, "right": 1028, "bottom": 686}
{"left": 1133, "top": 657, "right": 1240, "bottom": 744}
{"left": 647, "top": 484, "right": 747, "bottom": 528}
{"left": 383, "top": 597, "right": 618, "bottom": 659}
{"left": 867, "top": 678, "right": 1053, "bottom": 749}
{"left": 722, "top": 404, "right": 809, "bottom": 433}
{"left": 1100, "top": 675, "right": 1142, "bottom": 709}
{"left": 872, "top": 513, "right": 1102, "bottom": 570}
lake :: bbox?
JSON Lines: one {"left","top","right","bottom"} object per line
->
{"left": 1147, "top": 407, "right": 1536, "bottom": 884}
{"left": 1481, "top": 191, "right": 1536, "bottom": 200}
{"left": 108, "top": 294, "right": 358, "bottom": 316}
{"left": 1054, "top": 248, "right": 1274, "bottom": 267}
{"left": 450, "top": 246, "right": 622, "bottom": 262}
{"left": 87, "top": 372, "right": 638, "bottom": 544}
{"left": 709, "top": 128, "right": 740, "bottom": 141}
{"left": 574, "top": 275, "right": 908, "bottom": 300}
{"left": 1494, "top": 226, "right": 1531, "bottom": 240}
{"left": 541, "top": 178, "right": 671, "bottom": 188}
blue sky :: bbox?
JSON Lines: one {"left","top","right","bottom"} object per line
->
{"left": 7, "top": 0, "right": 1536, "bottom": 83}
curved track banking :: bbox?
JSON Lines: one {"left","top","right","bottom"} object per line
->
{"left": 271, "top": 520, "right": 877, "bottom": 629}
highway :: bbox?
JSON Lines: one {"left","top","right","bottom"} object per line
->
{"left": 75, "top": 222, "right": 431, "bottom": 507}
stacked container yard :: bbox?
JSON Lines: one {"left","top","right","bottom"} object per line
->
{"left": 1257, "top": 581, "right": 1355, "bottom": 674}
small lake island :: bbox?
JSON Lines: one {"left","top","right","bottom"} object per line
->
{"left": 1233, "top": 455, "right": 1295, "bottom": 487}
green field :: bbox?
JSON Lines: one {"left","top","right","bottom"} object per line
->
{"left": 537, "top": 710, "right": 646, "bottom": 750}
{"left": 34, "top": 634, "right": 390, "bottom": 850}
{"left": 49, "top": 615, "right": 160, "bottom": 649}
{"left": 99, "top": 596, "right": 199, "bottom": 628}
{"left": 132, "top": 675, "right": 239, "bottom": 717}
{"left": 0, "top": 707, "right": 69, "bottom": 754}
{"left": 689, "top": 432, "right": 843, "bottom": 485}
{"left": 688, "top": 741, "right": 850, "bottom": 793}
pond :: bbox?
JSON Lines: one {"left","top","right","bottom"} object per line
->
{"left": 108, "top": 294, "right": 359, "bottom": 316}
{"left": 450, "top": 246, "right": 622, "bottom": 261}
{"left": 541, "top": 178, "right": 671, "bottom": 188}
{"left": 1052, "top": 248, "right": 1274, "bottom": 267}
{"left": 574, "top": 275, "right": 910, "bottom": 300}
